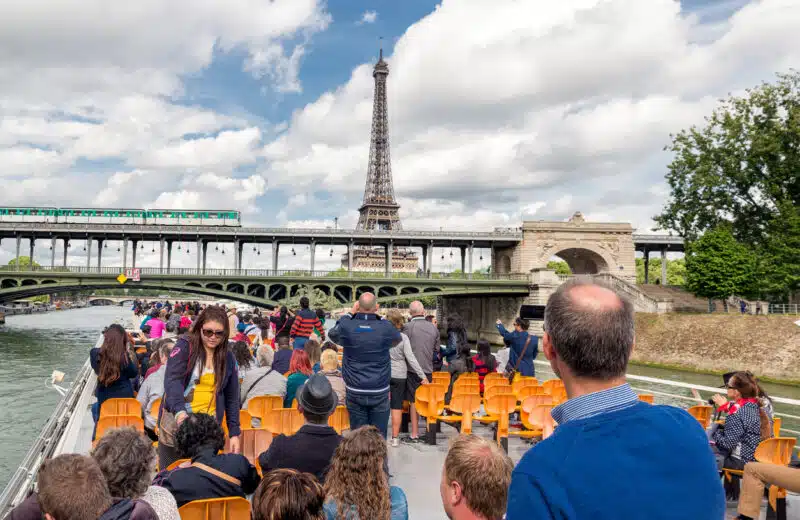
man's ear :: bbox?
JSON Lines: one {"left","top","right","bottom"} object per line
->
{"left": 543, "top": 332, "right": 555, "bottom": 361}
{"left": 45, "top": 514, "right": 56, "bottom": 520}
{"left": 450, "top": 480, "right": 464, "bottom": 506}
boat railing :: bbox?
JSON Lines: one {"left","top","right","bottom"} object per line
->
{"left": 0, "top": 358, "right": 94, "bottom": 516}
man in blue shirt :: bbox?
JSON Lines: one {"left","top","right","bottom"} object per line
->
{"left": 506, "top": 280, "right": 725, "bottom": 520}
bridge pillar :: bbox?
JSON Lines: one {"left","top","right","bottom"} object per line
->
{"left": 122, "top": 237, "right": 128, "bottom": 270}
{"left": 235, "top": 240, "right": 243, "bottom": 270}
{"left": 159, "top": 238, "right": 165, "bottom": 271}
{"left": 347, "top": 240, "right": 353, "bottom": 277}
{"left": 643, "top": 247, "right": 650, "bottom": 284}
{"left": 62, "top": 239, "right": 68, "bottom": 267}
{"left": 309, "top": 239, "right": 316, "bottom": 272}
{"left": 86, "top": 238, "right": 92, "bottom": 269}
{"left": 131, "top": 240, "right": 138, "bottom": 268}
{"left": 272, "top": 242, "right": 279, "bottom": 272}
{"left": 28, "top": 239, "right": 35, "bottom": 269}
{"left": 386, "top": 241, "right": 393, "bottom": 277}
{"left": 166, "top": 241, "right": 173, "bottom": 272}
{"left": 460, "top": 246, "right": 466, "bottom": 274}
{"left": 196, "top": 239, "right": 202, "bottom": 271}
{"left": 422, "top": 243, "right": 428, "bottom": 275}
{"left": 661, "top": 248, "right": 667, "bottom": 285}
{"left": 50, "top": 237, "right": 56, "bottom": 268}
{"left": 467, "top": 243, "right": 474, "bottom": 279}
{"left": 202, "top": 241, "right": 209, "bottom": 273}
{"left": 97, "top": 239, "right": 103, "bottom": 268}
{"left": 428, "top": 240, "right": 434, "bottom": 278}
{"left": 15, "top": 236, "right": 21, "bottom": 271}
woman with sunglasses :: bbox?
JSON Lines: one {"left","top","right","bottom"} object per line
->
{"left": 160, "top": 306, "right": 241, "bottom": 469}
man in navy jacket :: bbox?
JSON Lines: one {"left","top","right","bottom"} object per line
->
{"left": 329, "top": 292, "right": 401, "bottom": 438}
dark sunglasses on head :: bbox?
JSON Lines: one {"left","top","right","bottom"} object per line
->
{"left": 202, "top": 328, "right": 225, "bottom": 339}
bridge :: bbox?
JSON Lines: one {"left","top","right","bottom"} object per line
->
{"left": 0, "top": 267, "right": 531, "bottom": 308}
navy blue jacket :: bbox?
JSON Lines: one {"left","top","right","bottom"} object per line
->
{"left": 91, "top": 348, "right": 138, "bottom": 407}
{"left": 163, "top": 337, "right": 241, "bottom": 437}
{"left": 272, "top": 348, "right": 292, "bottom": 374}
{"left": 496, "top": 324, "right": 536, "bottom": 377}
{"left": 161, "top": 448, "right": 260, "bottom": 507}
{"left": 329, "top": 313, "right": 401, "bottom": 395}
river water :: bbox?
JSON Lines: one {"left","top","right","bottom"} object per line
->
{"left": 1, "top": 306, "right": 799, "bottom": 490}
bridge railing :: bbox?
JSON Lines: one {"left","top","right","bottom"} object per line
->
{"left": 0, "top": 265, "right": 529, "bottom": 281}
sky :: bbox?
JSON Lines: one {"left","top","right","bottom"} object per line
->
{"left": 1, "top": 0, "right": 799, "bottom": 271}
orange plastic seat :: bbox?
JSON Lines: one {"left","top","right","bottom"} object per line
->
{"left": 542, "top": 379, "right": 564, "bottom": 395}
{"left": 246, "top": 395, "right": 284, "bottom": 420}
{"left": 484, "top": 378, "right": 510, "bottom": 395}
{"left": 638, "top": 394, "right": 654, "bottom": 404}
{"left": 431, "top": 372, "right": 451, "bottom": 386}
{"left": 100, "top": 398, "right": 142, "bottom": 418}
{"left": 687, "top": 405, "right": 713, "bottom": 428}
{"left": 415, "top": 384, "right": 447, "bottom": 444}
{"left": 484, "top": 372, "right": 507, "bottom": 383}
{"left": 551, "top": 387, "right": 568, "bottom": 405}
{"left": 227, "top": 428, "right": 272, "bottom": 468}
{"left": 451, "top": 383, "right": 480, "bottom": 399}
{"left": 150, "top": 397, "right": 162, "bottom": 420}
{"left": 521, "top": 394, "right": 554, "bottom": 408}
{"left": 485, "top": 393, "right": 518, "bottom": 451}
{"left": 515, "top": 385, "right": 546, "bottom": 401}
{"left": 513, "top": 401, "right": 556, "bottom": 440}
{"left": 512, "top": 377, "right": 539, "bottom": 395}
{"left": 328, "top": 406, "right": 350, "bottom": 434}
{"left": 239, "top": 410, "right": 254, "bottom": 430}
{"left": 262, "top": 408, "right": 304, "bottom": 436}
{"left": 773, "top": 416, "right": 782, "bottom": 438}
{"left": 460, "top": 373, "right": 479, "bottom": 380}
{"left": 94, "top": 415, "right": 144, "bottom": 447}
{"left": 723, "top": 437, "right": 797, "bottom": 484}
{"left": 438, "top": 394, "right": 482, "bottom": 434}
{"left": 177, "top": 496, "right": 251, "bottom": 520}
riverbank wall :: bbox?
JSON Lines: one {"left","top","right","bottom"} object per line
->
{"left": 632, "top": 314, "right": 800, "bottom": 382}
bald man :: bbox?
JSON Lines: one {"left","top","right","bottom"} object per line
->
{"left": 506, "top": 280, "right": 724, "bottom": 520}
{"left": 328, "top": 292, "right": 401, "bottom": 437}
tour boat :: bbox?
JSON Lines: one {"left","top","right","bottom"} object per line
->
{"left": 1, "top": 323, "right": 798, "bottom": 520}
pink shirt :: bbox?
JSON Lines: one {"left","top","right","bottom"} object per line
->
{"left": 180, "top": 316, "right": 192, "bottom": 329}
{"left": 148, "top": 319, "right": 166, "bottom": 338}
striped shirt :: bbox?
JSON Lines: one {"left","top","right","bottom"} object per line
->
{"left": 551, "top": 383, "right": 639, "bottom": 424}
{"left": 290, "top": 309, "right": 325, "bottom": 340}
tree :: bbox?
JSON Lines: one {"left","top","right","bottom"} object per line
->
{"left": 546, "top": 260, "right": 571, "bottom": 276}
{"left": 635, "top": 258, "right": 686, "bottom": 285}
{"left": 656, "top": 71, "right": 800, "bottom": 298}
{"left": 685, "top": 226, "right": 757, "bottom": 310}
{"left": 5, "top": 256, "right": 39, "bottom": 268}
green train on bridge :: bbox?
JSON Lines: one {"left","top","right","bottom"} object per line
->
{"left": 0, "top": 207, "right": 241, "bottom": 226}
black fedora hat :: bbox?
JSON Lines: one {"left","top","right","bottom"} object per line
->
{"left": 296, "top": 374, "right": 338, "bottom": 416}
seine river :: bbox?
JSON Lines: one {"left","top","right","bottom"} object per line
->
{"left": 1, "top": 306, "right": 799, "bottom": 490}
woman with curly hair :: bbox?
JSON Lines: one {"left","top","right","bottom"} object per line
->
{"left": 229, "top": 340, "right": 255, "bottom": 380}
{"left": 161, "top": 413, "right": 260, "bottom": 507}
{"left": 284, "top": 349, "right": 313, "bottom": 408}
{"left": 92, "top": 427, "right": 179, "bottom": 520}
{"left": 252, "top": 469, "right": 326, "bottom": 520}
{"left": 161, "top": 306, "right": 241, "bottom": 469}
{"left": 323, "top": 426, "right": 408, "bottom": 520}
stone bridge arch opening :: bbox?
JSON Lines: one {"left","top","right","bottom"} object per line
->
{"left": 552, "top": 247, "right": 610, "bottom": 275}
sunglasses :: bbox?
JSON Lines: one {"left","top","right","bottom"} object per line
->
{"left": 202, "top": 328, "right": 226, "bottom": 339}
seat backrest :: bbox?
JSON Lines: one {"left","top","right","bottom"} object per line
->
{"left": 177, "top": 497, "right": 251, "bottom": 520}
{"left": 150, "top": 397, "right": 162, "bottom": 419}
{"left": 100, "top": 398, "right": 142, "bottom": 418}
{"left": 448, "top": 394, "right": 483, "bottom": 415}
{"left": 235, "top": 429, "right": 273, "bottom": 466}
{"left": 451, "top": 384, "right": 480, "bottom": 398}
{"left": 262, "top": 408, "right": 304, "bottom": 436}
{"left": 484, "top": 385, "right": 512, "bottom": 402}
{"left": 484, "top": 372, "right": 506, "bottom": 383}
{"left": 328, "top": 406, "right": 350, "bottom": 434}
{"left": 638, "top": 394, "right": 654, "bottom": 404}
{"left": 95, "top": 415, "right": 144, "bottom": 443}
{"left": 516, "top": 385, "right": 546, "bottom": 401}
{"left": 415, "top": 384, "right": 447, "bottom": 418}
{"left": 541, "top": 379, "right": 564, "bottom": 394}
{"left": 755, "top": 437, "right": 796, "bottom": 466}
{"left": 246, "top": 395, "right": 284, "bottom": 419}
{"left": 687, "top": 405, "right": 713, "bottom": 428}
{"left": 512, "top": 377, "right": 539, "bottom": 394}
{"left": 551, "top": 387, "right": 568, "bottom": 405}
{"left": 239, "top": 410, "right": 254, "bottom": 430}
{"left": 432, "top": 371, "right": 450, "bottom": 384}
{"left": 521, "top": 395, "right": 554, "bottom": 414}
{"left": 485, "top": 394, "right": 517, "bottom": 416}
{"left": 773, "top": 416, "right": 782, "bottom": 438}
{"left": 461, "top": 373, "right": 479, "bottom": 380}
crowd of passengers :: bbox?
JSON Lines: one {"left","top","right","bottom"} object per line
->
{"left": 8, "top": 282, "right": 800, "bottom": 520}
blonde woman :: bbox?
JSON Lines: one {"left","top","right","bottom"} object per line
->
{"left": 386, "top": 309, "right": 427, "bottom": 447}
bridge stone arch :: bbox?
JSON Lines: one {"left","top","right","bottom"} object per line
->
{"left": 1, "top": 279, "right": 18, "bottom": 289}
{"left": 206, "top": 282, "right": 223, "bottom": 291}
{"left": 492, "top": 212, "right": 635, "bottom": 283}
{"left": 333, "top": 285, "right": 352, "bottom": 304}
{"left": 226, "top": 283, "right": 244, "bottom": 294}
{"left": 378, "top": 286, "right": 397, "bottom": 298}
{"left": 21, "top": 279, "right": 37, "bottom": 286}
{"left": 247, "top": 284, "right": 266, "bottom": 298}
{"left": 313, "top": 285, "right": 331, "bottom": 296}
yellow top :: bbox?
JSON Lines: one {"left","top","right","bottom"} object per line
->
{"left": 190, "top": 369, "right": 216, "bottom": 416}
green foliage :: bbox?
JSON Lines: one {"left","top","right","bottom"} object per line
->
{"left": 546, "top": 260, "right": 571, "bottom": 276}
{"left": 4, "top": 256, "right": 39, "bottom": 268}
{"left": 635, "top": 258, "right": 686, "bottom": 285}
{"left": 685, "top": 226, "right": 757, "bottom": 300}
{"left": 656, "top": 71, "right": 800, "bottom": 297}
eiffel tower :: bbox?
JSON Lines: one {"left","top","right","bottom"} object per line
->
{"left": 347, "top": 47, "right": 418, "bottom": 272}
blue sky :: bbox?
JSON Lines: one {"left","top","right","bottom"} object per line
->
{"left": 0, "top": 0, "right": 797, "bottom": 269}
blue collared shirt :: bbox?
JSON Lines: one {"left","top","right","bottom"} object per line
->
{"left": 551, "top": 383, "right": 639, "bottom": 424}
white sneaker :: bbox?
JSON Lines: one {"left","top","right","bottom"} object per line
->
{"left": 391, "top": 437, "right": 400, "bottom": 447}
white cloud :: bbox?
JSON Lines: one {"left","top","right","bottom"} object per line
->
{"left": 260, "top": 0, "right": 800, "bottom": 232}
{"left": 359, "top": 11, "right": 378, "bottom": 24}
